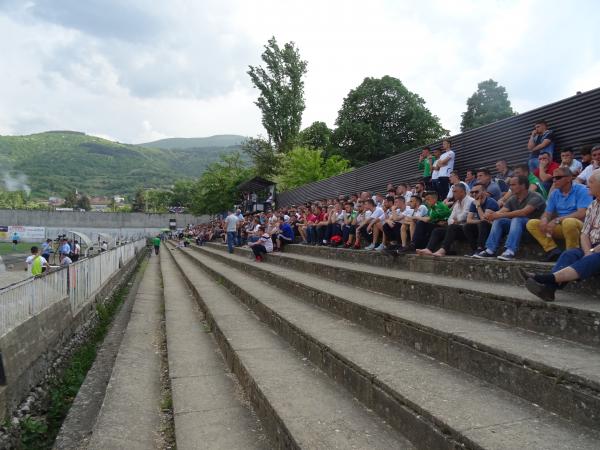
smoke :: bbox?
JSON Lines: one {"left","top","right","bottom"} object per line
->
{"left": 3, "top": 172, "right": 31, "bottom": 196}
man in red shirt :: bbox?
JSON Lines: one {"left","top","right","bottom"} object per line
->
{"left": 534, "top": 153, "right": 559, "bottom": 191}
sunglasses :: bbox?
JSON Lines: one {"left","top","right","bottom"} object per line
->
{"left": 552, "top": 175, "right": 567, "bottom": 181}
{"left": 470, "top": 190, "right": 482, "bottom": 194}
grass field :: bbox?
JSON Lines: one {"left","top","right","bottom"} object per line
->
{"left": 0, "top": 242, "right": 37, "bottom": 255}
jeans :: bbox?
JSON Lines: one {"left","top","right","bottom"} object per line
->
{"left": 342, "top": 224, "right": 355, "bottom": 242}
{"left": 412, "top": 221, "right": 440, "bottom": 249}
{"left": 437, "top": 176, "right": 450, "bottom": 199}
{"left": 226, "top": 231, "right": 236, "bottom": 253}
{"left": 306, "top": 226, "right": 317, "bottom": 244}
{"left": 553, "top": 248, "right": 600, "bottom": 280}
{"left": 526, "top": 218, "right": 584, "bottom": 252}
{"left": 485, "top": 217, "right": 529, "bottom": 253}
{"left": 426, "top": 224, "right": 465, "bottom": 252}
{"left": 463, "top": 222, "right": 492, "bottom": 251}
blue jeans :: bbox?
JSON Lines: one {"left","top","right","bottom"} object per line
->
{"left": 226, "top": 231, "right": 236, "bottom": 253}
{"left": 553, "top": 248, "right": 600, "bottom": 280}
{"left": 485, "top": 217, "right": 529, "bottom": 253}
{"left": 306, "top": 226, "right": 317, "bottom": 244}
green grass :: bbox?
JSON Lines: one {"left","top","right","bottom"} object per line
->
{"left": 0, "top": 242, "right": 36, "bottom": 255}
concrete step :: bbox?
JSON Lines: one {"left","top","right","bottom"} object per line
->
{"left": 164, "top": 243, "right": 415, "bottom": 450}
{"left": 86, "top": 256, "right": 163, "bottom": 450}
{"left": 193, "top": 244, "right": 600, "bottom": 431}
{"left": 159, "top": 248, "right": 269, "bottom": 449}
{"left": 204, "top": 242, "right": 600, "bottom": 348}
{"left": 176, "top": 244, "right": 600, "bottom": 449}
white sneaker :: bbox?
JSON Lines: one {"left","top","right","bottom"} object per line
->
{"left": 364, "top": 243, "right": 376, "bottom": 250}
{"left": 497, "top": 250, "right": 515, "bottom": 261}
{"left": 375, "top": 244, "right": 386, "bottom": 251}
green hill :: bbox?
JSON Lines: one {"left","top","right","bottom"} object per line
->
{"left": 140, "top": 134, "right": 246, "bottom": 149}
{"left": 0, "top": 131, "right": 243, "bottom": 199}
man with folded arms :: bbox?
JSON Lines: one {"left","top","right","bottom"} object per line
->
{"left": 526, "top": 167, "right": 592, "bottom": 262}
{"left": 463, "top": 184, "right": 500, "bottom": 256}
{"left": 474, "top": 175, "right": 545, "bottom": 261}
{"left": 417, "top": 184, "right": 473, "bottom": 257}
{"left": 523, "top": 170, "right": 600, "bottom": 301}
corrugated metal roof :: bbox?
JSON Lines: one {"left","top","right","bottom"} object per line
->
{"left": 278, "top": 87, "right": 600, "bottom": 206}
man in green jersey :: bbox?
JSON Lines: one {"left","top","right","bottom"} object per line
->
{"left": 152, "top": 235, "right": 161, "bottom": 255}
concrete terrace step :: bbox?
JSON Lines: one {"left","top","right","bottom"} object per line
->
{"left": 165, "top": 243, "right": 414, "bottom": 450}
{"left": 176, "top": 245, "right": 600, "bottom": 449}
{"left": 160, "top": 248, "right": 269, "bottom": 449}
{"left": 205, "top": 242, "right": 600, "bottom": 348}
{"left": 87, "top": 256, "right": 163, "bottom": 450}
{"left": 193, "top": 244, "right": 600, "bottom": 430}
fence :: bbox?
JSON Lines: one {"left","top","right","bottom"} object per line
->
{"left": 0, "top": 239, "right": 146, "bottom": 337}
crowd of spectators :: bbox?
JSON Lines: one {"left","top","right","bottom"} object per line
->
{"left": 179, "top": 121, "right": 600, "bottom": 303}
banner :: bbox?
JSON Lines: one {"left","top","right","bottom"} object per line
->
{"left": 0, "top": 226, "right": 46, "bottom": 242}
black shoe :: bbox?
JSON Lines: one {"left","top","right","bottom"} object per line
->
{"left": 517, "top": 267, "right": 535, "bottom": 282}
{"left": 473, "top": 250, "right": 495, "bottom": 259}
{"left": 543, "top": 248, "right": 562, "bottom": 263}
{"left": 525, "top": 277, "right": 556, "bottom": 302}
{"left": 383, "top": 248, "right": 399, "bottom": 258}
{"left": 398, "top": 243, "right": 415, "bottom": 254}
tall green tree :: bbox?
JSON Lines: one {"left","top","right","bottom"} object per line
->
{"left": 298, "top": 121, "right": 334, "bottom": 155}
{"left": 333, "top": 76, "right": 447, "bottom": 167}
{"left": 64, "top": 189, "right": 78, "bottom": 208}
{"left": 278, "top": 147, "right": 351, "bottom": 191}
{"left": 131, "top": 189, "right": 146, "bottom": 212}
{"left": 190, "top": 153, "right": 253, "bottom": 215}
{"left": 248, "top": 37, "right": 308, "bottom": 153}
{"left": 76, "top": 194, "right": 91, "bottom": 211}
{"left": 170, "top": 180, "right": 195, "bottom": 208}
{"left": 460, "top": 79, "right": 516, "bottom": 131}
{"left": 241, "top": 136, "right": 280, "bottom": 178}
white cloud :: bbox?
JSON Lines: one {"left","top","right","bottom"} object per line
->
{"left": 0, "top": 0, "right": 598, "bottom": 142}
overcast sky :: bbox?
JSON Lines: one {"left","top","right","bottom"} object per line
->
{"left": 0, "top": 0, "right": 598, "bottom": 144}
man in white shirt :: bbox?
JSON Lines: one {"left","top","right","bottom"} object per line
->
{"left": 433, "top": 139, "right": 455, "bottom": 199}
{"left": 224, "top": 210, "right": 239, "bottom": 254}
{"left": 72, "top": 239, "right": 81, "bottom": 261}
{"left": 25, "top": 246, "right": 48, "bottom": 276}
{"left": 431, "top": 148, "right": 441, "bottom": 195}
{"left": 416, "top": 184, "right": 473, "bottom": 257}
{"left": 400, "top": 196, "right": 429, "bottom": 249}
{"left": 444, "top": 171, "right": 470, "bottom": 207}
{"left": 360, "top": 199, "right": 385, "bottom": 250}
{"left": 560, "top": 148, "right": 582, "bottom": 176}
{"left": 576, "top": 144, "right": 600, "bottom": 185}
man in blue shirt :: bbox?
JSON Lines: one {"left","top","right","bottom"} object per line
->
{"left": 275, "top": 216, "right": 294, "bottom": 251}
{"left": 59, "top": 238, "right": 71, "bottom": 257}
{"left": 527, "top": 119, "right": 555, "bottom": 171}
{"left": 526, "top": 166, "right": 592, "bottom": 261}
{"left": 463, "top": 183, "right": 500, "bottom": 256}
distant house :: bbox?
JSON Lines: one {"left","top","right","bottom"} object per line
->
{"left": 48, "top": 196, "right": 65, "bottom": 206}
{"left": 90, "top": 196, "right": 110, "bottom": 211}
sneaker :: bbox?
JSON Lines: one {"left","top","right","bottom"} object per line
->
{"left": 398, "top": 243, "right": 416, "bottom": 254}
{"left": 517, "top": 267, "right": 534, "bottom": 282}
{"left": 383, "top": 248, "right": 399, "bottom": 257}
{"left": 300, "top": 240, "right": 308, "bottom": 245}
{"left": 375, "top": 243, "right": 387, "bottom": 251}
{"left": 473, "top": 250, "right": 495, "bottom": 259}
{"left": 364, "top": 243, "right": 376, "bottom": 250}
{"left": 543, "top": 248, "right": 562, "bottom": 263}
{"left": 497, "top": 250, "right": 515, "bottom": 261}
{"left": 525, "top": 277, "right": 556, "bottom": 302}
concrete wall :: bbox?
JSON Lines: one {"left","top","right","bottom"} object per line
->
{"left": 0, "top": 210, "right": 209, "bottom": 229}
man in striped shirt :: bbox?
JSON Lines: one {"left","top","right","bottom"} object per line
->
{"left": 522, "top": 170, "right": 600, "bottom": 301}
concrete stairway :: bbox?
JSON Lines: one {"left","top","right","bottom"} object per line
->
{"left": 172, "top": 241, "right": 600, "bottom": 449}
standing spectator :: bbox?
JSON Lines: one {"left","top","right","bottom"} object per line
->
{"left": 152, "top": 235, "right": 161, "bottom": 255}
{"left": 463, "top": 184, "right": 500, "bottom": 256}
{"left": 431, "top": 148, "right": 442, "bottom": 195}
{"left": 560, "top": 148, "right": 582, "bottom": 176}
{"left": 249, "top": 228, "right": 273, "bottom": 262}
{"left": 11, "top": 231, "right": 20, "bottom": 251}
{"left": 576, "top": 144, "right": 600, "bottom": 185}
{"left": 399, "top": 191, "right": 450, "bottom": 253}
{"left": 59, "top": 238, "right": 71, "bottom": 257}
{"left": 534, "top": 153, "right": 560, "bottom": 192}
{"left": 72, "top": 239, "right": 81, "bottom": 261}
{"left": 418, "top": 147, "right": 435, "bottom": 189}
{"left": 527, "top": 119, "right": 555, "bottom": 171}
{"left": 417, "top": 184, "right": 473, "bottom": 257}
{"left": 465, "top": 169, "right": 477, "bottom": 189}
{"left": 521, "top": 170, "right": 600, "bottom": 302}
{"left": 474, "top": 176, "right": 545, "bottom": 261}
{"left": 476, "top": 168, "right": 503, "bottom": 200}
{"left": 526, "top": 167, "right": 592, "bottom": 261}
{"left": 41, "top": 238, "right": 53, "bottom": 261}
{"left": 433, "top": 139, "right": 455, "bottom": 199}
{"left": 101, "top": 241, "right": 108, "bottom": 252}
{"left": 494, "top": 160, "right": 513, "bottom": 192}
{"left": 224, "top": 210, "right": 239, "bottom": 254}
{"left": 25, "top": 246, "right": 48, "bottom": 276}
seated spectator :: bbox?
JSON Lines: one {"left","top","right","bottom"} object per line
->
{"left": 381, "top": 196, "right": 409, "bottom": 251}
{"left": 476, "top": 168, "right": 503, "bottom": 200}
{"left": 580, "top": 146, "right": 592, "bottom": 170}
{"left": 342, "top": 202, "right": 358, "bottom": 247}
{"left": 353, "top": 201, "right": 369, "bottom": 249}
{"left": 400, "top": 196, "right": 428, "bottom": 249}
{"left": 474, "top": 176, "right": 545, "bottom": 261}
{"left": 418, "top": 146, "right": 435, "bottom": 189}
{"left": 499, "top": 164, "right": 547, "bottom": 204}
{"left": 465, "top": 169, "right": 477, "bottom": 189}
{"left": 494, "top": 160, "right": 513, "bottom": 192}
{"left": 373, "top": 192, "right": 385, "bottom": 207}
{"left": 527, "top": 119, "right": 555, "bottom": 171}
{"left": 417, "top": 184, "right": 473, "bottom": 257}
{"left": 326, "top": 202, "right": 344, "bottom": 246}
{"left": 413, "top": 181, "right": 425, "bottom": 198}
{"left": 375, "top": 195, "right": 396, "bottom": 250}
{"left": 463, "top": 184, "right": 500, "bottom": 256}
{"left": 433, "top": 139, "right": 455, "bottom": 199}
{"left": 397, "top": 191, "right": 450, "bottom": 253}
{"left": 361, "top": 199, "right": 386, "bottom": 250}
{"left": 246, "top": 217, "right": 262, "bottom": 243}
{"left": 396, "top": 183, "right": 412, "bottom": 203}
{"left": 444, "top": 171, "right": 470, "bottom": 207}
{"left": 522, "top": 170, "right": 600, "bottom": 302}
{"left": 305, "top": 206, "right": 320, "bottom": 245}
{"left": 534, "top": 153, "right": 560, "bottom": 192}
{"left": 275, "top": 216, "right": 295, "bottom": 251}
{"left": 526, "top": 167, "right": 592, "bottom": 261}
{"left": 249, "top": 228, "right": 273, "bottom": 262}
{"left": 560, "top": 148, "right": 582, "bottom": 176}
{"left": 576, "top": 144, "right": 600, "bottom": 185}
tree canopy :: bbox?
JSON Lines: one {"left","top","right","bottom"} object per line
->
{"left": 277, "top": 147, "right": 350, "bottom": 191}
{"left": 247, "top": 37, "right": 308, "bottom": 153}
{"left": 460, "top": 79, "right": 516, "bottom": 131}
{"left": 298, "top": 121, "right": 333, "bottom": 153}
{"left": 333, "top": 76, "right": 447, "bottom": 167}
{"left": 241, "top": 136, "right": 280, "bottom": 178}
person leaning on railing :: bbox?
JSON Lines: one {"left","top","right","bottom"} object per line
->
{"left": 522, "top": 170, "right": 600, "bottom": 302}
{"left": 25, "top": 246, "right": 49, "bottom": 276}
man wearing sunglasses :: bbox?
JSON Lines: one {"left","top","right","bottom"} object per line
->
{"left": 526, "top": 167, "right": 592, "bottom": 262}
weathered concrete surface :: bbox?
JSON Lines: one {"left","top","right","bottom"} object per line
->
{"left": 178, "top": 245, "right": 600, "bottom": 450}
{"left": 166, "top": 244, "right": 414, "bottom": 450}
{"left": 86, "top": 256, "right": 162, "bottom": 450}
{"left": 54, "top": 256, "right": 147, "bottom": 449}
{"left": 160, "top": 248, "right": 268, "bottom": 450}
{"left": 196, "top": 244, "right": 600, "bottom": 430}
